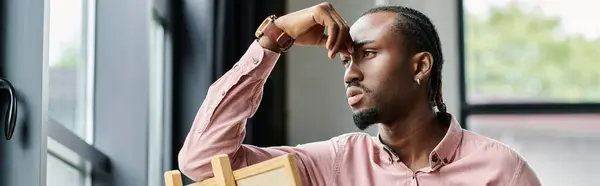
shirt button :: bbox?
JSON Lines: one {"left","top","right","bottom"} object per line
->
{"left": 443, "top": 158, "right": 449, "bottom": 164}
{"left": 432, "top": 154, "right": 439, "bottom": 163}
{"left": 252, "top": 57, "right": 259, "bottom": 64}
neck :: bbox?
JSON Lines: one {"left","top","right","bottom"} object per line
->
{"left": 378, "top": 102, "right": 447, "bottom": 171}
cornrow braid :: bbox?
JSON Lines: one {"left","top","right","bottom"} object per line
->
{"left": 363, "top": 6, "right": 447, "bottom": 114}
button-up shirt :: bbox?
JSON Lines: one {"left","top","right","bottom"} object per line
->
{"left": 178, "top": 41, "right": 542, "bottom": 186}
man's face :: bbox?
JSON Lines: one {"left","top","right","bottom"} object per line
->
{"left": 343, "top": 12, "right": 420, "bottom": 130}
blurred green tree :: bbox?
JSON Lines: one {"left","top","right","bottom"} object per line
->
{"left": 54, "top": 46, "right": 80, "bottom": 68}
{"left": 465, "top": 2, "right": 600, "bottom": 102}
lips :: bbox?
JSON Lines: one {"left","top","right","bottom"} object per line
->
{"left": 346, "top": 87, "right": 364, "bottom": 106}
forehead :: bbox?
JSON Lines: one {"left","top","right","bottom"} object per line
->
{"left": 350, "top": 11, "right": 400, "bottom": 43}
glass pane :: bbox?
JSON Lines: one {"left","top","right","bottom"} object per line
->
{"left": 46, "top": 154, "right": 84, "bottom": 186}
{"left": 48, "top": 0, "right": 89, "bottom": 139}
{"left": 468, "top": 114, "right": 600, "bottom": 186}
{"left": 463, "top": 0, "right": 600, "bottom": 104}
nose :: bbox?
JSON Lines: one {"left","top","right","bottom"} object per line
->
{"left": 344, "top": 61, "right": 363, "bottom": 84}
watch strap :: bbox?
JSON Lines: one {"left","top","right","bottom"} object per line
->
{"left": 256, "top": 15, "right": 295, "bottom": 52}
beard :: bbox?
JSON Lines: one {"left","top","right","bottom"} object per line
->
{"left": 352, "top": 107, "right": 380, "bottom": 130}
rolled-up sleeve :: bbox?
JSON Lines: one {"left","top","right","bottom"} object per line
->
{"left": 177, "top": 40, "right": 340, "bottom": 186}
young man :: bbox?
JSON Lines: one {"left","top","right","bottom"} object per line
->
{"left": 178, "top": 3, "right": 541, "bottom": 186}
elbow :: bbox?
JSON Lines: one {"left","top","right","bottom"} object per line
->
{"left": 178, "top": 149, "right": 212, "bottom": 181}
{"left": 177, "top": 150, "right": 196, "bottom": 180}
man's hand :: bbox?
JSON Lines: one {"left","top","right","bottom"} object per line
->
{"left": 270, "top": 2, "right": 353, "bottom": 59}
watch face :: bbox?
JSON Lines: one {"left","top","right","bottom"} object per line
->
{"left": 255, "top": 17, "right": 272, "bottom": 37}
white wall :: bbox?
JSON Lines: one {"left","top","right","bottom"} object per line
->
{"left": 286, "top": 0, "right": 460, "bottom": 145}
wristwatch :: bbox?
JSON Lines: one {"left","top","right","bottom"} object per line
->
{"left": 255, "top": 15, "right": 295, "bottom": 52}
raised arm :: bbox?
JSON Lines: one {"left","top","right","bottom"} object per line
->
{"left": 177, "top": 2, "right": 353, "bottom": 185}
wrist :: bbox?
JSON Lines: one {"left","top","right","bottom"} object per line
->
{"left": 255, "top": 15, "right": 294, "bottom": 53}
{"left": 258, "top": 35, "right": 282, "bottom": 53}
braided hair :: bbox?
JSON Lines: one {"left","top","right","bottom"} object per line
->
{"left": 363, "top": 6, "right": 447, "bottom": 114}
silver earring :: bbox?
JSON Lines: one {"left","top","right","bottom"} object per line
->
{"left": 415, "top": 78, "right": 420, "bottom": 85}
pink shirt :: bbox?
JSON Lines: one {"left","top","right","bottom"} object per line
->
{"left": 178, "top": 41, "right": 542, "bottom": 186}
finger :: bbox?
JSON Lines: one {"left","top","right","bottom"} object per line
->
{"left": 331, "top": 21, "right": 349, "bottom": 58}
{"left": 339, "top": 17, "right": 354, "bottom": 54}
{"left": 325, "top": 6, "right": 343, "bottom": 58}
{"left": 326, "top": 5, "right": 351, "bottom": 57}
{"left": 346, "top": 39, "right": 354, "bottom": 54}
{"left": 340, "top": 23, "right": 354, "bottom": 54}
{"left": 331, "top": 10, "right": 354, "bottom": 54}
{"left": 313, "top": 5, "right": 338, "bottom": 51}
{"left": 335, "top": 30, "right": 351, "bottom": 56}
{"left": 328, "top": 6, "right": 351, "bottom": 51}
{"left": 314, "top": 3, "right": 342, "bottom": 58}
{"left": 325, "top": 17, "right": 338, "bottom": 52}
{"left": 332, "top": 23, "right": 349, "bottom": 58}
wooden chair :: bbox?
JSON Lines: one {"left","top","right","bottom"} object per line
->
{"left": 165, "top": 153, "right": 302, "bottom": 186}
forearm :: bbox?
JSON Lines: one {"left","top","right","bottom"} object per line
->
{"left": 178, "top": 40, "right": 280, "bottom": 181}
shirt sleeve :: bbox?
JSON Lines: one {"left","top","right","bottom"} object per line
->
{"left": 177, "top": 40, "right": 340, "bottom": 186}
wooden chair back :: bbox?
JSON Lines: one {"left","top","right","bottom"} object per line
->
{"left": 165, "top": 153, "right": 302, "bottom": 186}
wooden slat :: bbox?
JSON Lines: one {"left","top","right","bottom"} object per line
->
{"left": 211, "top": 154, "right": 235, "bottom": 186}
{"left": 182, "top": 153, "right": 302, "bottom": 186}
{"left": 189, "top": 178, "right": 215, "bottom": 186}
{"left": 283, "top": 155, "right": 302, "bottom": 186}
{"left": 235, "top": 167, "right": 290, "bottom": 186}
{"left": 232, "top": 154, "right": 291, "bottom": 179}
{"left": 164, "top": 170, "right": 184, "bottom": 186}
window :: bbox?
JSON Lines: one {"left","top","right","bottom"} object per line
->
{"left": 48, "top": 0, "right": 95, "bottom": 142}
{"left": 47, "top": 137, "right": 89, "bottom": 186}
{"left": 47, "top": 0, "right": 99, "bottom": 185}
{"left": 46, "top": 154, "right": 85, "bottom": 186}
{"left": 461, "top": 0, "right": 600, "bottom": 185}
{"left": 463, "top": 0, "right": 600, "bottom": 104}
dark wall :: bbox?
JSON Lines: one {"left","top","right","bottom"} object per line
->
{"left": 170, "top": 0, "right": 288, "bottom": 176}
{"left": 170, "top": 0, "right": 215, "bottom": 173}
{"left": 0, "top": 0, "right": 5, "bottom": 74}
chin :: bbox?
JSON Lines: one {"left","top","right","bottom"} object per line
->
{"left": 352, "top": 107, "right": 379, "bottom": 131}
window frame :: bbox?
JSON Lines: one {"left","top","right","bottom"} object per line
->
{"left": 457, "top": 0, "right": 600, "bottom": 127}
{"left": 147, "top": 7, "right": 173, "bottom": 186}
{"left": 46, "top": 0, "right": 111, "bottom": 184}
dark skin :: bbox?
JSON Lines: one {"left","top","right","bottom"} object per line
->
{"left": 345, "top": 12, "right": 447, "bottom": 171}
{"left": 259, "top": 4, "right": 447, "bottom": 171}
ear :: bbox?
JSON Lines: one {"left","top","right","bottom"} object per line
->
{"left": 411, "top": 52, "right": 433, "bottom": 83}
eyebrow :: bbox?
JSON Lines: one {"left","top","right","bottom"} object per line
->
{"left": 353, "top": 40, "right": 376, "bottom": 48}
{"left": 341, "top": 40, "right": 376, "bottom": 59}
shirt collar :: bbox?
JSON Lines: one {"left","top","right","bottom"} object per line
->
{"left": 377, "top": 113, "right": 464, "bottom": 169}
